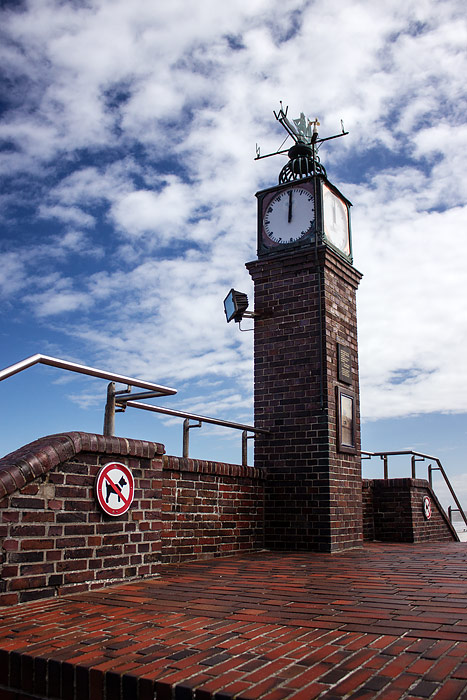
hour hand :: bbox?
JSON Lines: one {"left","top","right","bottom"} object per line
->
{"left": 288, "top": 190, "right": 293, "bottom": 223}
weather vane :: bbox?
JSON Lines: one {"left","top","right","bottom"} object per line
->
{"left": 255, "top": 102, "right": 348, "bottom": 183}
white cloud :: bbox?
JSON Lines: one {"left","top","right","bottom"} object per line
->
{"left": 1, "top": 0, "right": 467, "bottom": 442}
{"left": 38, "top": 204, "right": 95, "bottom": 227}
{"left": 110, "top": 179, "right": 197, "bottom": 242}
{"left": 0, "top": 252, "right": 26, "bottom": 297}
{"left": 25, "top": 282, "right": 92, "bottom": 317}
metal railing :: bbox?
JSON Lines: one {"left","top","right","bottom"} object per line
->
{"left": 0, "top": 352, "right": 176, "bottom": 438}
{"left": 0, "top": 354, "right": 177, "bottom": 395}
{"left": 362, "top": 450, "right": 467, "bottom": 528}
{"left": 0, "top": 354, "right": 266, "bottom": 467}
{"left": 448, "top": 507, "right": 467, "bottom": 528}
{"left": 105, "top": 385, "right": 268, "bottom": 466}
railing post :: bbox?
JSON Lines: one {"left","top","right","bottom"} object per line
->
{"left": 183, "top": 418, "right": 190, "bottom": 458}
{"left": 448, "top": 506, "right": 452, "bottom": 523}
{"left": 428, "top": 464, "right": 433, "bottom": 486}
{"left": 411, "top": 455, "right": 416, "bottom": 478}
{"left": 183, "top": 419, "right": 202, "bottom": 459}
{"left": 103, "top": 382, "right": 116, "bottom": 436}
{"left": 436, "top": 459, "right": 467, "bottom": 528}
{"left": 242, "top": 430, "right": 248, "bottom": 467}
{"left": 382, "top": 455, "right": 388, "bottom": 480}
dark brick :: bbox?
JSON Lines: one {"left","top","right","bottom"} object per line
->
{"left": 0, "top": 649, "right": 9, "bottom": 685}
{"left": 122, "top": 674, "right": 138, "bottom": 700}
{"left": 76, "top": 665, "right": 90, "bottom": 699}
{"left": 34, "top": 657, "right": 48, "bottom": 697}
{"left": 47, "top": 658, "right": 61, "bottom": 698}
{"left": 105, "top": 671, "right": 121, "bottom": 699}
{"left": 62, "top": 662, "right": 75, "bottom": 700}
{"left": 9, "top": 652, "right": 21, "bottom": 690}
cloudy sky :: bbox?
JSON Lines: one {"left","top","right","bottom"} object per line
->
{"left": 1, "top": 0, "right": 466, "bottom": 509}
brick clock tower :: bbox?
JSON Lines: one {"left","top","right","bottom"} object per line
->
{"left": 247, "top": 108, "right": 363, "bottom": 552}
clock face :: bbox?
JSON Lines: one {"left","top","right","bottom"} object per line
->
{"left": 263, "top": 185, "right": 315, "bottom": 246}
{"left": 323, "top": 183, "right": 350, "bottom": 256}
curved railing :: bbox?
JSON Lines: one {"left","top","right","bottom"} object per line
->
{"left": 0, "top": 353, "right": 177, "bottom": 394}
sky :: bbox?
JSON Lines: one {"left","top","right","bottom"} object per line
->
{"left": 1, "top": 0, "right": 466, "bottom": 511}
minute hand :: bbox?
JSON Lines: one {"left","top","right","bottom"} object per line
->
{"left": 288, "top": 190, "right": 293, "bottom": 223}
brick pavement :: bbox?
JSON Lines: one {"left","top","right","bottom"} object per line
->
{"left": 1, "top": 542, "right": 467, "bottom": 699}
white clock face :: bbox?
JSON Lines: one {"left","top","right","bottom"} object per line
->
{"left": 263, "top": 186, "right": 315, "bottom": 244}
{"left": 323, "top": 184, "right": 350, "bottom": 255}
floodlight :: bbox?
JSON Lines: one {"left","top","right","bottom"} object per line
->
{"left": 223, "top": 289, "right": 249, "bottom": 323}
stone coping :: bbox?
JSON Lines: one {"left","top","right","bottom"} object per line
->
{"left": 0, "top": 432, "right": 165, "bottom": 500}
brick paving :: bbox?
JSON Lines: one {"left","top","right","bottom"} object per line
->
{"left": 1, "top": 542, "right": 467, "bottom": 699}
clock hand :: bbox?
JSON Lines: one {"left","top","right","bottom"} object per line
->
{"left": 288, "top": 189, "right": 293, "bottom": 223}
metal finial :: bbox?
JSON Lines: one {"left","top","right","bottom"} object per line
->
{"left": 255, "top": 105, "right": 349, "bottom": 183}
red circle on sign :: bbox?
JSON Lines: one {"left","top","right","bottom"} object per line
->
{"left": 95, "top": 462, "right": 134, "bottom": 516}
{"left": 422, "top": 495, "right": 432, "bottom": 520}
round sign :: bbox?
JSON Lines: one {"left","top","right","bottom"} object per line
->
{"left": 422, "top": 495, "right": 432, "bottom": 520}
{"left": 95, "top": 462, "right": 134, "bottom": 517}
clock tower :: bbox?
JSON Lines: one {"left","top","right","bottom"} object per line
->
{"left": 247, "top": 107, "right": 363, "bottom": 552}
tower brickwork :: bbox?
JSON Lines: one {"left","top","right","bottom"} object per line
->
{"left": 247, "top": 244, "right": 362, "bottom": 552}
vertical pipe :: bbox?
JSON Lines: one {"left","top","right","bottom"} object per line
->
{"left": 183, "top": 418, "right": 190, "bottom": 459}
{"left": 448, "top": 506, "right": 452, "bottom": 523}
{"left": 428, "top": 464, "right": 433, "bottom": 487}
{"left": 103, "top": 382, "right": 116, "bottom": 436}
{"left": 411, "top": 455, "right": 416, "bottom": 479}
{"left": 313, "top": 177, "right": 325, "bottom": 413}
{"left": 383, "top": 455, "right": 388, "bottom": 480}
{"left": 242, "top": 430, "right": 248, "bottom": 467}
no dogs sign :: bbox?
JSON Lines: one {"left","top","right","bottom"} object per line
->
{"left": 95, "top": 462, "right": 134, "bottom": 516}
{"left": 422, "top": 495, "right": 432, "bottom": 520}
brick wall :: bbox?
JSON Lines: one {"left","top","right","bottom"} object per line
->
{"left": 162, "top": 456, "right": 265, "bottom": 563}
{"left": 247, "top": 244, "right": 363, "bottom": 552}
{"left": 361, "top": 479, "right": 375, "bottom": 541}
{"left": 0, "top": 432, "right": 164, "bottom": 606}
{"left": 362, "top": 478, "right": 457, "bottom": 543}
{"left": 0, "top": 433, "right": 265, "bottom": 606}
{"left": 323, "top": 251, "right": 363, "bottom": 551}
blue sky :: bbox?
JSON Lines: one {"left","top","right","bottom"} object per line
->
{"left": 1, "top": 0, "right": 466, "bottom": 510}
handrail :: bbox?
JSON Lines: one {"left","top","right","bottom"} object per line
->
{"left": 448, "top": 507, "right": 467, "bottom": 530}
{"left": 0, "top": 354, "right": 177, "bottom": 394}
{"left": 119, "top": 400, "right": 268, "bottom": 433}
{"left": 0, "top": 354, "right": 177, "bottom": 443}
{"left": 113, "top": 398, "right": 268, "bottom": 467}
{"left": 0, "top": 354, "right": 263, "bottom": 467}
{"left": 362, "top": 449, "right": 467, "bottom": 528}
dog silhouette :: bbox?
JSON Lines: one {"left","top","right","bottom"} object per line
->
{"left": 105, "top": 475, "right": 127, "bottom": 504}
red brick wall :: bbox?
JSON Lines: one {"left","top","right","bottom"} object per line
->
{"left": 361, "top": 479, "right": 375, "bottom": 541}
{"left": 362, "top": 478, "right": 457, "bottom": 543}
{"left": 323, "top": 252, "right": 363, "bottom": 551}
{"left": 0, "top": 433, "right": 164, "bottom": 606}
{"left": 410, "top": 481, "right": 457, "bottom": 543}
{"left": 247, "top": 244, "right": 363, "bottom": 552}
{"left": 162, "top": 456, "right": 265, "bottom": 563}
{"left": 0, "top": 433, "right": 266, "bottom": 606}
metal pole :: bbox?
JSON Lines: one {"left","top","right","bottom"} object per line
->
{"left": 183, "top": 418, "right": 190, "bottom": 458}
{"left": 448, "top": 506, "right": 452, "bottom": 523}
{"left": 182, "top": 419, "right": 201, "bottom": 459}
{"left": 0, "top": 353, "right": 177, "bottom": 394}
{"left": 103, "top": 382, "right": 116, "bottom": 436}
{"left": 411, "top": 455, "right": 416, "bottom": 478}
{"left": 382, "top": 455, "right": 388, "bottom": 480}
{"left": 436, "top": 459, "right": 467, "bottom": 528}
{"left": 242, "top": 430, "right": 248, "bottom": 467}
